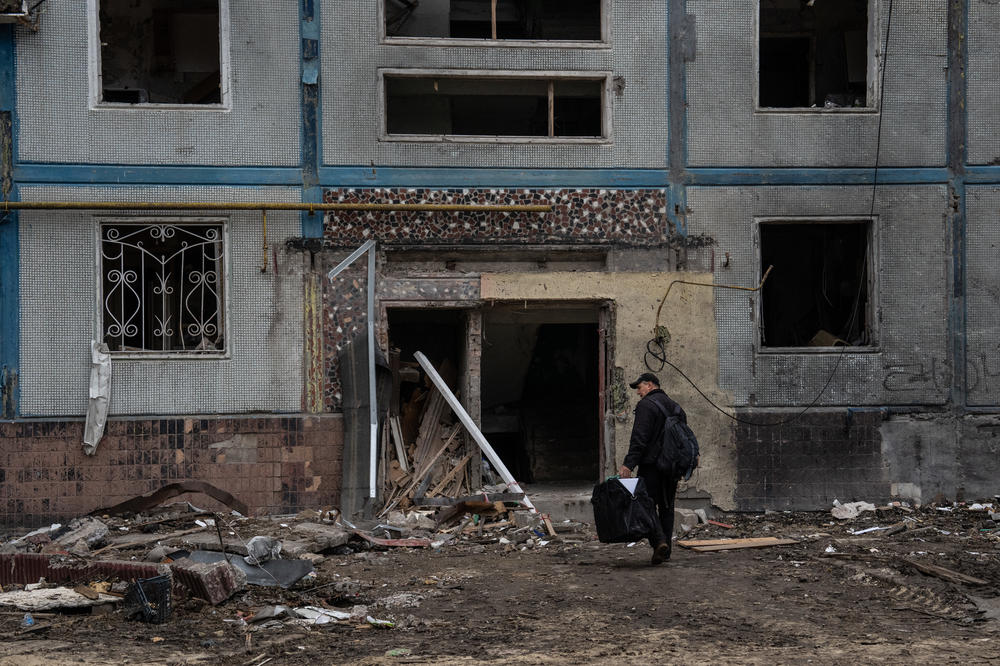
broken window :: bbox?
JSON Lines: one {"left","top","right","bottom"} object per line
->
{"left": 385, "top": 0, "right": 602, "bottom": 42}
{"left": 100, "top": 221, "right": 226, "bottom": 354}
{"left": 759, "top": 0, "right": 871, "bottom": 109}
{"left": 385, "top": 75, "right": 604, "bottom": 139}
{"left": 97, "top": 0, "right": 225, "bottom": 105}
{"left": 759, "top": 221, "right": 872, "bottom": 348}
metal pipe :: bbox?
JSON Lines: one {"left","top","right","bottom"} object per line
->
{"left": 1, "top": 201, "right": 551, "bottom": 213}
{"left": 366, "top": 243, "right": 378, "bottom": 500}
{"left": 415, "top": 351, "right": 537, "bottom": 513}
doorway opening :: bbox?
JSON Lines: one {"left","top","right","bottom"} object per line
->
{"left": 482, "top": 305, "right": 601, "bottom": 484}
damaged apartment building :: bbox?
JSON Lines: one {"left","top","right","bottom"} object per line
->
{"left": 0, "top": 0, "right": 998, "bottom": 526}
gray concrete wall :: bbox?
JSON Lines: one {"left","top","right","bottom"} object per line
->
{"left": 18, "top": 186, "right": 303, "bottom": 417}
{"left": 686, "top": 184, "right": 950, "bottom": 408}
{"left": 15, "top": 1, "right": 301, "bottom": 166}
{"left": 881, "top": 414, "right": 1000, "bottom": 504}
{"left": 965, "top": 186, "right": 1000, "bottom": 406}
{"left": 686, "top": 0, "right": 948, "bottom": 167}
{"left": 322, "top": 1, "right": 667, "bottom": 168}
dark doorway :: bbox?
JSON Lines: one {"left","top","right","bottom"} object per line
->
{"left": 482, "top": 306, "right": 600, "bottom": 483}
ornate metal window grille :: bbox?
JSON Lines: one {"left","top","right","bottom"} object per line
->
{"left": 100, "top": 221, "right": 226, "bottom": 354}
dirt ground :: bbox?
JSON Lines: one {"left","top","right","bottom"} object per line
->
{"left": 2, "top": 504, "right": 999, "bottom": 665}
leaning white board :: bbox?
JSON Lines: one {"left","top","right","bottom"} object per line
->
{"left": 414, "top": 351, "right": 536, "bottom": 513}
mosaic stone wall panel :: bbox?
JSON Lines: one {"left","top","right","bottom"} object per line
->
{"left": 323, "top": 188, "right": 670, "bottom": 245}
{"left": 322, "top": 259, "right": 370, "bottom": 411}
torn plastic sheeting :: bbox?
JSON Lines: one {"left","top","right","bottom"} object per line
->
{"left": 168, "top": 549, "right": 314, "bottom": 588}
{"left": 831, "top": 500, "right": 877, "bottom": 520}
{"left": 295, "top": 606, "right": 352, "bottom": 624}
{"left": 82, "top": 340, "right": 111, "bottom": 456}
{"left": 89, "top": 480, "right": 249, "bottom": 517}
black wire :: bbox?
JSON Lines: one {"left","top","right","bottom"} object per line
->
{"left": 647, "top": 0, "right": 895, "bottom": 428}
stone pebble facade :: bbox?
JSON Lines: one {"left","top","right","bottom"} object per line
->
{"left": 319, "top": 187, "right": 670, "bottom": 411}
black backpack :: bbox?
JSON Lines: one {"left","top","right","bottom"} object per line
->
{"left": 650, "top": 401, "right": 700, "bottom": 480}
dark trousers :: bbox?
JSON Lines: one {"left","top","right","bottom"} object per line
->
{"left": 639, "top": 467, "right": 678, "bottom": 550}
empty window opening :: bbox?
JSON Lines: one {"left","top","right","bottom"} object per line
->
{"left": 100, "top": 221, "right": 225, "bottom": 354}
{"left": 482, "top": 307, "right": 599, "bottom": 483}
{"left": 759, "top": 0, "right": 870, "bottom": 109}
{"left": 385, "top": 75, "right": 604, "bottom": 138}
{"left": 760, "top": 221, "right": 871, "bottom": 348}
{"left": 98, "top": 0, "right": 222, "bottom": 105}
{"left": 385, "top": 0, "right": 602, "bottom": 41}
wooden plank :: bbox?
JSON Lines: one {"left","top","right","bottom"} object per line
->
{"left": 379, "top": 424, "right": 461, "bottom": 517}
{"left": 389, "top": 416, "right": 408, "bottom": 474}
{"left": 899, "top": 557, "right": 989, "bottom": 586}
{"left": 415, "top": 492, "right": 525, "bottom": 506}
{"left": 428, "top": 452, "right": 473, "bottom": 497}
{"left": 678, "top": 537, "right": 798, "bottom": 551}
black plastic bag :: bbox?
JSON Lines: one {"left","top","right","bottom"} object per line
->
{"left": 591, "top": 477, "right": 658, "bottom": 543}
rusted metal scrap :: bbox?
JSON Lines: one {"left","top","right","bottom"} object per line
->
{"left": 89, "top": 481, "right": 249, "bottom": 517}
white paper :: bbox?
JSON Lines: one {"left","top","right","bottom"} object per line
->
{"left": 618, "top": 478, "right": 640, "bottom": 495}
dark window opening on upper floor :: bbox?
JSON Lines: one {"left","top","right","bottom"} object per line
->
{"left": 760, "top": 221, "right": 872, "bottom": 348}
{"left": 99, "top": 0, "right": 222, "bottom": 105}
{"left": 759, "top": 0, "right": 870, "bottom": 109}
{"left": 385, "top": 76, "right": 604, "bottom": 139}
{"left": 385, "top": 0, "right": 602, "bottom": 41}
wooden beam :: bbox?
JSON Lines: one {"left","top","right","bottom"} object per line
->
{"left": 678, "top": 537, "right": 798, "bottom": 552}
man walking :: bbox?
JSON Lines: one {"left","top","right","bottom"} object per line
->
{"left": 619, "top": 372, "right": 687, "bottom": 565}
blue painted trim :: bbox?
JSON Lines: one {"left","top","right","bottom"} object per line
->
{"left": 317, "top": 166, "right": 668, "bottom": 188}
{"left": 686, "top": 167, "right": 949, "bottom": 186}
{"left": 0, "top": 24, "right": 19, "bottom": 418}
{"left": 14, "top": 164, "right": 302, "bottom": 186}
{"left": 300, "top": 0, "right": 321, "bottom": 237}
{"left": 12, "top": 163, "right": 963, "bottom": 190}
{"left": 963, "top": 166, "right": 1000, "bottom": 184}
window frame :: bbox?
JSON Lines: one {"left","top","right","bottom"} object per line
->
{"left": 96, "top": 216, "right": 232, "bottom": 359}
{"left": 754, "top": 0, "right": 880, "bottom": 114}
{"left": 379, "top": 0, "right": 611, "bottom": 49}
{"left": 753, "top": 216, "right": 880, "bottom": 353}
{"left": 379, "top": 69, "right": 613, "bottom": 144}
{"left": 86, "top": 0, "right": 233, "bottom": 110}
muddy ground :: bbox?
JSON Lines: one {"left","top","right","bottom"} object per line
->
{"left": 2, "top": 504, "right": 999, "bottom": 665}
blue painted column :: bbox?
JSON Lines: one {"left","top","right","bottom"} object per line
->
{"left": 300, "top": 0, "right": 323, "bottom": 238}
{"left": 0, "top": 24, "right": 18, "bottom": 418}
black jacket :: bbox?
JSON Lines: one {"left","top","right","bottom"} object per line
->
{"left": 623, "top": 388, "right": 686, "bottom": 471}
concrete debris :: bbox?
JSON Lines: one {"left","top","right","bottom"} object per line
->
{"left": 169, "top": 559, "right": 246, "bottom": 605}
{"left": 290, "top": 522, "right": 350, "bottom": 551}
{"left": 674, "top": 508, "right": 701, "bottom": 534}
{"left": 0, "top": 587, "right": 119, "bottom": 611}
{"left": 54, "top": 517, "right": 109, "bottom": 549}
{"left": 244, "top": 536, "right": 282, "bottom": 566}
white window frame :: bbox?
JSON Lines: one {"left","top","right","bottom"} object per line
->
{"left": 754, "top": 0, "right": 880, "bottom": 114}
{"left": 753, "top": 216, "right": 880, "bottom": 353}
{"left": 87, "top": 0, "right": 232, "bottom": 110}
{"left": 96, "top": 217, "right": 232, "bottom": 359}
{"left": 379, "top": 69, "right": 613, "bottom": 144}
{"left": 379, "top": 0, "right": 611, "bottom": 49}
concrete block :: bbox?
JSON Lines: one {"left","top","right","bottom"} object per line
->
{"left": 674, "top": 508, "right": 700, "bottom": 535}
{"left": 290, "top": 522, "right": 349, "bottom": 551}
{"left": 170, "top": 560, "right": 246, "bottom": 605}
{"left": 55, "top": 517, "right": 109, "bottom": 548}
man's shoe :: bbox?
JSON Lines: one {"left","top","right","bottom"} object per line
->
{"left": 651, "top": 543, "right": 670, "bottom": 565}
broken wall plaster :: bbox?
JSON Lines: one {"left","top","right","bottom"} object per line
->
{"left": 480, "top": 271, "right": 737, "bottom": 509}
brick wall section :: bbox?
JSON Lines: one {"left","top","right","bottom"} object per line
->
{"left": 0, "top": 415, "right": 344, "bottom": 527}
{"left": 733, "top": 409, "right": 889, "bottom": 511}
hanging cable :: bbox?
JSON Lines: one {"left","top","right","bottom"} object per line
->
{"left": 650, "top": 0, "right": 895, "bottom": 426}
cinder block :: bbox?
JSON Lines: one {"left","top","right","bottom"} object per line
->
{"left": 170, "top": 560, "right": 247, "bottom": 605}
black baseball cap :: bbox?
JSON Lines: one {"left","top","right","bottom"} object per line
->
{"left": 629, "top": 372, "right": 660, "bottom": 389}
